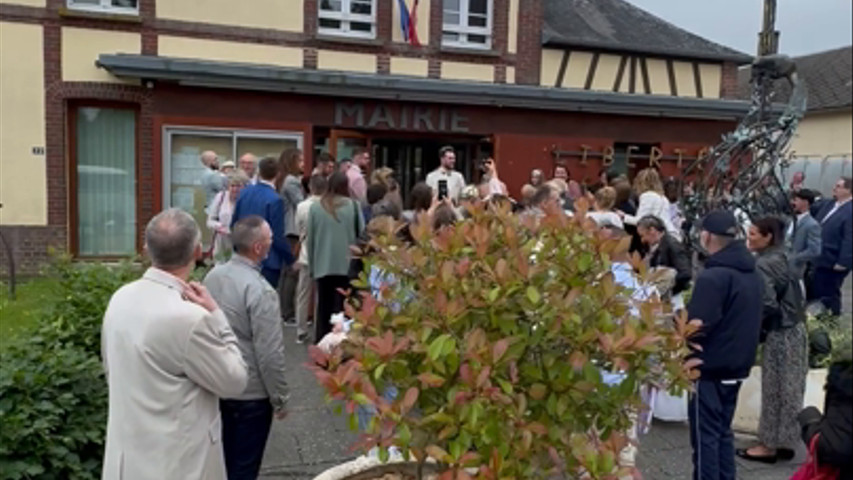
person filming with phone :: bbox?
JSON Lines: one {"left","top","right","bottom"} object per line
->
{"left": 426, "top": 145, "right": 467, "bottom": 203}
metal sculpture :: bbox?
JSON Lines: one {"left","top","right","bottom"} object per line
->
{"left": 680, "top": 0, "right": 807, "bottom": 245}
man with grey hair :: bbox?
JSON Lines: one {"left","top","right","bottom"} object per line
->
{"left": 204, "top": 215, "right": 290, "bottom": 479}
{"left": 101, "top": 208, "right": 248, "bottom": 480}
{"left": 239, "top": 152, "right": 258, "bottom": 184}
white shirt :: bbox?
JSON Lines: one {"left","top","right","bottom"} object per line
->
{"left": 787, "top": 211, "right": 809, "bottom": 239}
{"left": 426, "top": 168, "right": 466, "bottom": 202}
{"left": 587, "top": 211, "right": 624, "bottom": 230}
{"left": 623, "top": 191, "right": 682, "bottom": 241}
{"left": 821, "top": 198, "right": 851, "bottom": 224}
{"left": 295, "top": 195, "right": 319, "bottom": 266}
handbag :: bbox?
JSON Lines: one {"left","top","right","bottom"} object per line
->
{"left": 790, "top": 434, "right": 840, "bottom": 480}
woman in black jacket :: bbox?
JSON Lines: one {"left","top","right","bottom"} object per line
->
{"left": 798, "top": 342, "right": 853, "bottom": 478}
{"left": 737, "top": 217, "right": 809, "bottom": 463}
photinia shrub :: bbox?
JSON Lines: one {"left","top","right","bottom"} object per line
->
{"left": 309, "top": 203, "right": 700, "bottom": 479}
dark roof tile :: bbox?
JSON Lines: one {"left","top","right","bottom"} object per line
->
{"left": 737, "top": 45, "right": 852, "bottom": 112}
{"left": 542, "top": 0, "right": 752, "bottom": 64}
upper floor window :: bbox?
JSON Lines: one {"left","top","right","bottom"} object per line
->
{"left": 443, "top": 0, "right": 492, "bottom": 49}
{"left": 67, "top": 0, "right": 138, "bottom": 15}
{"left": 318, "top": 0, "right": 376, "bottom": 39}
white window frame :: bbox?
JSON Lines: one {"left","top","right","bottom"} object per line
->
{"left": 161, "top": 126, "right": 304, "bottom": 210}
{"left": 318, "top": 0, "right": 377, "bottom": 39}
{"left": 443, "top": 0, "right": 493, "bottom": 50}
{"left": 67, "top": 0, "right": 139, "bottom": 15}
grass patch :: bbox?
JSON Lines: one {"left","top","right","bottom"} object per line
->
{"left": 0, "top": 277, "right": 60, "bottom": 347}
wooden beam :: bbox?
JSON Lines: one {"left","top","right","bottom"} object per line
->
{"left": 584, "top": 52, "right": 600, "bottom": 90}
{"left": 629, "top": 56, "right": 637, "bottom": 94}
{"left": 692, "top": 62, "right": 704, "bottom": 98}
{"left": 666, "top": 59, "right": 678, "bottom": 96}
{"left": 556, "top": 50, "right": 571, "bottom": 88}
{"left": 612, "top": 55, "right": 628, "bottom": 92}
{"left": 640, "top": 57, "right": 651, "bottom": 94}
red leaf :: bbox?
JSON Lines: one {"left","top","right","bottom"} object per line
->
{"left": 492, "top": 338, "right": 510, "bottom": 364}
{"left": 569, "top": 351, "right": 587, "bottom": 372}
{"left": 307, "top": 345, "right": 329, "bottom": 367}
{"left": 527, "top": 422, "right": 547, "bottom": 435}
{"left": 401, "top": 387, "right": 419, "bottom": 413}
{"left": 509, "top": 361, "right": 519, "bottom": 384}
{"left": 453, "top": 391, "right": 473, "bottom": 405}
{"left": 476, "top": 366, "right": 492, "bottom": 389}
{"left": 460, "top": 363, "right": 473, "bottom": 384}
{"left": 417, "top": 372, "right": 446, "bottom": 388}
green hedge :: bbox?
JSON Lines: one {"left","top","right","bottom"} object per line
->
{"left": 0, "top": 258, "right": 140, "bottom": 480}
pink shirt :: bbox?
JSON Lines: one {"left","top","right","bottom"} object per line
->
{"left": 347, "top": 165, "right": 367, "bottom": 205}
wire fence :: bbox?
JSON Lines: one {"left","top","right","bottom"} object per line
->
{"left": 781, "top": 154, "right": 852, "bottom": 195}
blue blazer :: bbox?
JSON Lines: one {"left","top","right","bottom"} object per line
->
{"left": 230, "top": 182, "right": 294, "bottom": 272}
{"left": 787, "top": 213, "right": 822, "bottom": 277}
{"left": 815, "top": 200, "right": 853, "bottom": 271}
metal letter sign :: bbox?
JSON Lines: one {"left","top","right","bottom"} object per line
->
{"left": 335, "top": 102, "right": 470, "bottom": 133}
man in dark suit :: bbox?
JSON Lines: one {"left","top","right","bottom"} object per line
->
{"left": 231, "top": 157, "right": 294, "bottom": 287}
{"left": 787, "top": 189, "right": 822, "bottom": 282}
{"left": 812, "top": 177, "right": 853, "bottom": 315}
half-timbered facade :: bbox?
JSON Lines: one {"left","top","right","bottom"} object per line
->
{"left": 0, "top": 0, "right": 751, "bottom": 271}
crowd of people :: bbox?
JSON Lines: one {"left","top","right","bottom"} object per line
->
{"left": 100, "top": 146, "right": 852, "bottom": 480}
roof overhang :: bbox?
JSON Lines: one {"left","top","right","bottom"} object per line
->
{"left": 98, "top": 54, "right": 751, "bottom": 121}
{"left": 542, "top": 36, "right": 754, "bottom": 65}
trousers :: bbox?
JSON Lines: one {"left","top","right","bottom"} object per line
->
{"left": 295, "top": 263, "right": 313, "bottom": 337}
{"left": 315, "top": 275, "right": 349, "bottom": 344}
{"left": 278, "top": 236, "right": 300, "bottom": 321}
{"left": 220, "top": 399, "right": 273, "bottom": 480}
{"left": 689, "top": 379, "right": 742, "bottom": 480}
{"left": 811, "top": 266, "right": 849, "bottom": 315}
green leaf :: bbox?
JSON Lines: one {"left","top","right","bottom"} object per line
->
{"left": 428, "top": 334, "right": 451, "bottom": 361}
{"left": 374, "top": 364, "right": 387, "bottom": 381}
{"left": 526, "top": 286, "right": 542, "bottom": 305}
{"left": 488, "top": 287, "right": 500, "bottom": 303}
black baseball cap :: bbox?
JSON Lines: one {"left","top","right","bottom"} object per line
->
{"left": 701, "top": 210, "right": 739, "bottom": 237}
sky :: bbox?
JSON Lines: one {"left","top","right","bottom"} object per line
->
{"left": 626, "top": 0, "right": 853, "bottom": 57}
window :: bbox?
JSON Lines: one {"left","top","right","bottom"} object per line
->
{"left": 318, "top": 0, "right": 376, "bottom": 39}
{"left": 67, "top": 0, "right": 138, "bottom": 15}
{"left": 163, "top": 127, "right": 303, "bottom": 247}
{"left": 443, "top": 0, "right": 492, "bottom": 49}
{"left": 75, "top": 107, "right": 137, "bottom": 256}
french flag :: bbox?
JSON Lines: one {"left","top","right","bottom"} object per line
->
{"left": 396, "top": 0, "right": 421, "bottom": 46}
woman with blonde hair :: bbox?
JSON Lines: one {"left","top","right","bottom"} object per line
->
{"left": 619, "top": 168, "right": 681, "bottom": 241}
{"left": 587, "top": 186, "right": 624, "bottom": 229}
{"left": 206, "top": 170, "right": 250, "bottom": 261}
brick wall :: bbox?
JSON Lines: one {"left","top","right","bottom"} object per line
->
{"left": 0, "top": 226, "right": 66, "bottom": 276}
{"left": 720, "top": 61, "right": 739, "bottom": 99}
{"left": 515, "top": 0, "right": 542, "bottom": 85}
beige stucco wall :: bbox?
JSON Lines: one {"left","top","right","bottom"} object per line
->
{"left": 159, "top": 36, "right": 302, "bottom": 67}
{"left": 791, "top": 110, "right": 853, "bottom": 157}
{"left": 157, "top": 0, "right": 302, "bottom": 31}
{"left": 317, "top": 50, "right": 376, "bottom": 73}
{"left": 646, "top": 58, "right": 670, "bottom": 95}
{"left": 672, "top": 60, "right": 697, "bottom": 97}
{"left": 391, "top": 0, "right": 431, "bottom": 44}
{"left": 540, "top": 49, "right": 563, "bottom": 87}
{"left": 441, "top": 61, "right": 494, "bottom": 82}
{"left": 508, "top": 0, "right": 519, "bottom": 54}
{"left": 390, "top": 56, "right": 429, "bottom": 77}
{"left": 564, "top": 51, "right": 593, "bottom": 89}
{"left": 699, "top": 63, "right": 722, "bottom": 99}
{"left": 590, "top": 54, "right": 621, "bottom": 92}
{"left": 62, "top": 27, "right": 140, "bottom": 83}
{"left": 506, "top": 66, "right": 515, "bottom": 84}
{"left": 0, "top": 22, "right": 46, "bottom": 226}
{"left": 0, "top": 0, "right": 45, "bottom": 6}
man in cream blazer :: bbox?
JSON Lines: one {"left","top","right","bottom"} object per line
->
{"left": 101, "top": 209, "right": 248, "bottom": 480}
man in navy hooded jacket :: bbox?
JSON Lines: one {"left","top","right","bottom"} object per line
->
{"left": 231, "top": 156, "right": 294, "bottom": 287}
{"left": 687, "top": 210, "right": 763, "bottom": 480}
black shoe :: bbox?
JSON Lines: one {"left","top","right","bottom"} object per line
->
{"left": 283, "top": 317, "right": 297, "bottom": 327}
{"left": 777, "top": 448, "right": 795, "bottom": 461}
{"left": 296, "top": 333, "right": 309, "bottom": 344}
{"left": 735, "top": 448, "right": 778, "bottom": 464}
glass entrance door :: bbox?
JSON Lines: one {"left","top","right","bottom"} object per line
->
{"left": 372, "top": 139, "right": 480, "bottom": 201}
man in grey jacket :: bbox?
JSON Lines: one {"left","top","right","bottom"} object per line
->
{"left": 204, "top": 215, "right": 290, "bottom": 480}
{"left": 787, "top": 189, "right": 822, "bottom": 281}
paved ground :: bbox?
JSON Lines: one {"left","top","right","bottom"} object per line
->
{"left": 259, "top": 327, "right": 813, "bottom": 480}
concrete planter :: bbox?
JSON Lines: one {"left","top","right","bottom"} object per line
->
{"left": 732, "top": 366, "right": 828, "bottom": 434}
{"left": 313, "top": 457, "right": 442, "bottom": 480}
